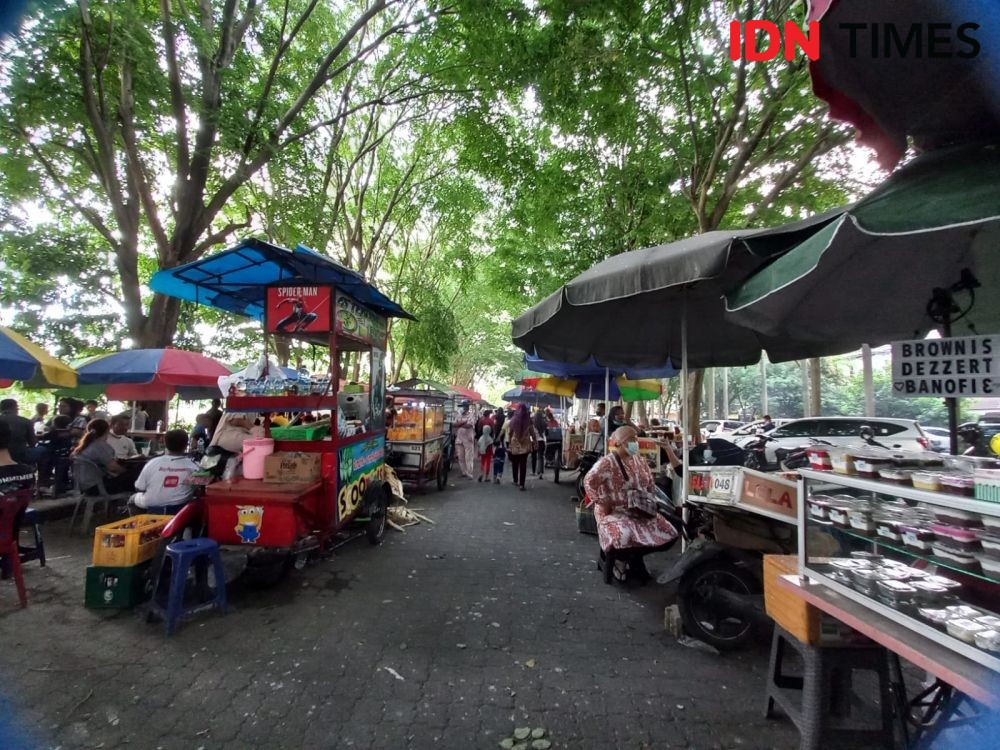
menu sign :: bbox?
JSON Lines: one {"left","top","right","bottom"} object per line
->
{"left": 891, "top": 335, "right": 998, "bottom": 398}
{"left": 265, "top": 285, "right": 332, "bottom": 334}
{"left": 335, "top": 291, "right": 387, "bottom": 347}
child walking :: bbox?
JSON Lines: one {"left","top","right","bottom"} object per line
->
{"left": 491, "top": 440, "right": 506, "bottom": 484}
{"left": 477, "top": 425, "right": 494, "bottom": 482}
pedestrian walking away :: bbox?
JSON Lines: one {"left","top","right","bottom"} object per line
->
{"left": 530, "top": 407, "right": 548, "bottom": 479}
{"left": 453, "top": 400, "right": 477, "bottom": 479}
{"left": 502, "top": 403, "right": 537, "bottom": 491}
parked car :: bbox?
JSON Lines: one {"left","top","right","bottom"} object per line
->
{"left": 739, "top": 416, "right": 932, "bottom": 465}
{"left": 730, "top": 419, "right": 790, "bottom": 445}
{"left": 700, "top": 419, "right": 746, "bottom": 441}
{"left": 920, "top": 426, "right": 951, "bottom": 453}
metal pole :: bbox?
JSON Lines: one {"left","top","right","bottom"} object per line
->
{"left": 862, "top": 344, "right": 876, "bottom": 418}
{"left": 941, "top": 320, "right": 959, "bottom": 455}
{"left": 722, "top": 368, "right": 729, "bottom": 420}
{"left": 681, "top": 289, "right": 689, "bottom": 549}
{"left": 705, "top": 367, "right": 719, "bottom": 419}
{"left": 760, "top": 357, "right": 768, "bottom": 416}
{"left": 604, "top": 367, "right": 610, "bottom": 453}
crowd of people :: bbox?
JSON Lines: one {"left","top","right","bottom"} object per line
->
{"left": 450, "top": 401, "right": 561, "bottom": 491}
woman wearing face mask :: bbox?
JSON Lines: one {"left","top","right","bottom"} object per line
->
{"left": 583, "top": 425, "right": 678, "bottom": 583}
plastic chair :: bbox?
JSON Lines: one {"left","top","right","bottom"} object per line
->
{"left": 764, "top": 623, "right": 896, "bottom": 750}
{"left": 0, "top": 492, "right": 31, "bottom": 607}
{"left": 147, "top": 538, "right": 228, "bottom": 635}
{"left": 70, "top": 456, "right": 128, "bottom": 533}
{"left": 17, "top": 507, "right": 45, "bottom": 567}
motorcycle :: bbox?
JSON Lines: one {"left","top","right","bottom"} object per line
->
{"left": 742, "top": 432, "right": 824, "bottom": 472}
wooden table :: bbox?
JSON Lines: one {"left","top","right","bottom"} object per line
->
{"left": 777, "top": 574, "right": 999, "bottom": 708}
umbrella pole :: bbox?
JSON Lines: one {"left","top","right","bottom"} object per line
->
{"left": 681, "top": 291, "right": 689, "bottom": 551}
{"left": 941, "top": 317, "right": 960, "bottom": 455}
{"left": 604, "top": 367, "right": 610, "bottom": 453}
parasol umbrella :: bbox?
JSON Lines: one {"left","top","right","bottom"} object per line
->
{"left": 615, "top": 377, "right": 662, "bottom": 402}
{"left": 807, "top": 1, "right": 1000, "bottom": 170}
{"left": 0, "top": 326, "right": 77, "bottom": 389}
{"left": 726, "top": 142, "right": 1000, "bottom": 452}
{"left": 512, "top": 208, "right": 846, "bottom": 369}
{"left": 76, "top": 348, "right": 231, "bottom": 401}
{"left": 451, "top": 385, "right": 482, "bottom": 403}
{"left": 501, "top": 386, "right": 563, "bottom": 408}
{"left": 726, "top": 143, "right": 1000, "bottom": 353}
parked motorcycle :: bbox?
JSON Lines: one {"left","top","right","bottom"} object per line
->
{"left": 741, "top": 432, "right": 822, "bottom": 472}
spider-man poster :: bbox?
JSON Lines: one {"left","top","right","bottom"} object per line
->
{"left": 265, "top": 285, "right": 332, "bottom": 334}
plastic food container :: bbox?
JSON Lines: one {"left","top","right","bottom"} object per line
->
{"left": 976, "top": 528, "right": 1000, "bottom": 553}
{"left": 855, "top": 456, "right": 892, "bottom": 478}
{"left": 806, "top": 447, "right": 833, "bottom": 470}
{"left": 932, "top": 508, "right": 983, "bottom": 528}
{"left": 911, "top": 471, "right": 941, "bottom": 492}
{"left": 981, "top": 556, "right": 1000, "bottom": 577}
{"left": 946, "top": 618, "right": 988, "bottom": 644}
{"left": 849, "top": 568, "right": 883, "bottom": 595}
{"left": 931, "top": 524, "right": 982, "bottom": 551}
{"left": 925, "top": 575, "right": 963, "bottom": 591}
{"left": 830, "top": 450, "right": 855, "bottom": 475}
{"left": 983, "top": 515, "right": 1000, "bottom": 531}
{"left": 878, "top": 467, "right": 913, "bottom": 485}
{"left": 938, "top": 474, "right": 975, "bottom": 497}
{"left": 848, "top": 507, "right": 877, "bottom": 535}
{"left": 875, "top": 517, "right": 906, "bottom": 543}
{"left": 909, "top": 581, "right": 954, "bottom": 606}
{"left": 931, "top": 542, "right": 981, "bottom": 571}
{"left": 876, "top": 579, "right": 916, "bottom": 608}
{"left": 831, "top": 558, "right": 869, "bottom": 571}
{"left": 900, "top": 525, "right": 936, "bottom": 552}
{"left": 850, "top": 551, "right": 884, "bottom": 563}
{"left": 826, "top": 495, "right": 856, "bottom": 528}
{"left": 919, "top": 607, "right": 951, "bottom": 628}
{"left": 977, "top": 615, "right": 1000, "bottom": 630}
{"left": 975, "top": 468, "right": 1000, "bottom": 503}
{"left": 974, "top": 629, "right": 1000, "bottom": 652}
{"left": 946, "top": 605, "right": 982, "bottom": 619}
{"left": 807, "top": 495, "right": 833, "bottom": 522}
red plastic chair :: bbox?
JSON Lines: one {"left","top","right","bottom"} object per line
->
{"left": 0, "top": 491, "right": 31, "bottom": 607}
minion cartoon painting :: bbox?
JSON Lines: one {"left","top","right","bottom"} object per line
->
{"left": 235, "top": 505, "right": 264, "bottom": 544}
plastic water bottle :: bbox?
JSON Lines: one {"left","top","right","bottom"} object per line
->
{"left": 156, "top": 420, "right": 164, "bottom": 433}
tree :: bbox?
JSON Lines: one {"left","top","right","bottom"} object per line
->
{"left": 1, "top": 0, "right": 445, "bottom": 348}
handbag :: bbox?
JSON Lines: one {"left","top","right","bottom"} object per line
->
{"left": 613, "top": 453, "right": 657, "bottom": 517}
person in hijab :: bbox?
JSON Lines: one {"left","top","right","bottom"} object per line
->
{"left": 209, "top": 413, "right": 254, "bottom": 454}
{"left": 453, "top": 401, "right": 477, "bottom": 479}
{"left": 583, "top": 425, "right": 678, "bottom": 583}
{"left": 501, "top": 403, "right": 537, "bottom": 491}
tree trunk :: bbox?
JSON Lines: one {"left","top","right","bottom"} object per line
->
{"left": 636, "top": 400, "right": 648, "bottom": 425}
{"left": 685, "top": 370, "right": 704, "bottom": 442}
{"left": 273, "top": 336, "right": 291, "bottom": 367}
{"left": 135, "top": 294, "right": 183, "bottom": 348}
{"left": 809, "top": 358, "right": 822, "bottom": 417}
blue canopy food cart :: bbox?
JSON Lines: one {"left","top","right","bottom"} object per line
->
{"left": 149, "top": 238, "right": 413, "bottom": 575}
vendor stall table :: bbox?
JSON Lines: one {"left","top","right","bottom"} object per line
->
{"left": 778, "top": 573, "right": 998, "bottom": 747}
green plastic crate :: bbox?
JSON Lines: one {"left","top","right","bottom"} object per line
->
{"left": 85, "top": 560, "right": 154, "bottom": 609}
{"left": 270, "top": 423, "right": 330, "bottom": 441}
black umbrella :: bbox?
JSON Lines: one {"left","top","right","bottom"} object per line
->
{"left": 512, "top": 209, "right": 845, "bottom": 369}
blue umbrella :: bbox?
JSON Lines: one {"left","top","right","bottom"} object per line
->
{"left": 525, "top": 354, "right": 676, "bottom": 380}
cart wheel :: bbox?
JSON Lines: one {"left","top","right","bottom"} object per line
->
{"left": 366, "top": 486, "right": 389, "bottom": 545}
{"left": 436, "top": 456, "right": 448, "bottom": 491}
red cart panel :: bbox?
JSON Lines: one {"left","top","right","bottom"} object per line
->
{"left": 205, "top": 478, "right": 324, "bottom": 547}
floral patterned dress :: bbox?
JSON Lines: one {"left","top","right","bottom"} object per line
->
{"left": 583, "top": 452, "right": 678, "bottom": 552}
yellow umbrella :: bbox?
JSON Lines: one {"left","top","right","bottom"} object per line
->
{"left": 526, "top": 376, "right": 578, "bottom": 398}
{"left": 0, "top": 326, "right": 78, "bottom": 388}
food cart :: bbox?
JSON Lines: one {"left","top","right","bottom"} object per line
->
{"left": 148, "top": 239, "right": 412, "bottom": 575}
{"left": 385, "top": 386, "right": 449, "bottom": 491}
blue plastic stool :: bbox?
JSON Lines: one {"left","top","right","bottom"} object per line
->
{"left": 18, "top": 508, "right": 45, "bottom": 567}
{"left": 148, "top": 538, "right": 228, "bottom": 635}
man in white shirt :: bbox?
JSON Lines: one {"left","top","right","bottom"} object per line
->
{"left": 130, "top": 430, "right": 199, "bottom": 514}
{"left": 106, "top": 415, "right": 139, "bottom": 460}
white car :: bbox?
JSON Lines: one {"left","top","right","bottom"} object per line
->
{"left": 920, "top": 426, "right": 951, "bottom": 453}
{"left": 741, "top": 416, "right": 933, "bottom": 465}
{"left": 730, "top": 419, "right": 790, "bottom": 445}
{"left": 700, "top": 419, "right": 747, "bottom": 440}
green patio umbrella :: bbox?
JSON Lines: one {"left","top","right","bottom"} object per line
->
{"left": 726, "top": 142, "right": 1000, "bottom": 354}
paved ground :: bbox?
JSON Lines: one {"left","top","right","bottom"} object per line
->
{"left": 0, "top": 471, "right": 802, "bottom": 750}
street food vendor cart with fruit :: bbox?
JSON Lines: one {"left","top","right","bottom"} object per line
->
{"left": 385, "top": 384, "right": 450, "bottom": 491}
{"left": 149, "top": 238, "right": 413, "bottom": 576}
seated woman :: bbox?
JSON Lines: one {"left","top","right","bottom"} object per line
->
{"left": 583, "top": 425, "right": 679, "bottom": 584}
{"left": 72, "top": 418, "right": 132, "bottom": 494}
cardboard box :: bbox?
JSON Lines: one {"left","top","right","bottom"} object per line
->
{"left": 263, "top": 452, "right": 322, "bottom": 483}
